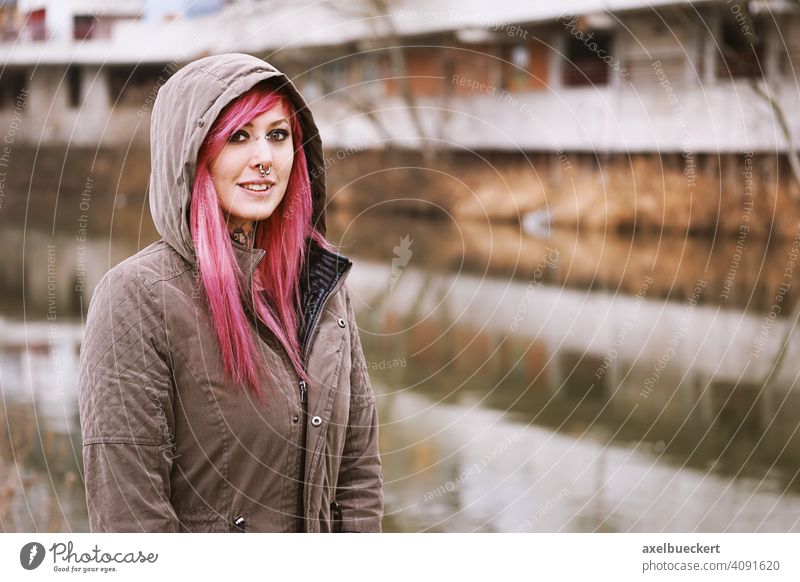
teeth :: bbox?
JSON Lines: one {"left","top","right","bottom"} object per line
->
{"left": 240, "top": 183, "right": 271, "bottom": 192}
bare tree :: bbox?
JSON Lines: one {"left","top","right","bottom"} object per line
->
{"left": 723, "top": 1, "right": 800, "bottom": 196}
{"left": 321, "top": 0, "right": 450, "bottom": 162}
{"left": 668, "top": 1, "right": 800, "bottom": 196}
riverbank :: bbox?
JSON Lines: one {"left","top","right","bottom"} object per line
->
{"left": 3, "top": 146, "right": 798, "bottom": 240}
{"left": 327, "top": 150, "right": 800, "bottom": 239}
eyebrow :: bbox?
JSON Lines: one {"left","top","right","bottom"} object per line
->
{"left": 242, "top": 118, "right": 289, "bottom": 128}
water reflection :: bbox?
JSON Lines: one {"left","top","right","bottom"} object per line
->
{"left": 380, "top": 391, "right": 800, "bottom": 532}
{"left": 0, "top": 319, "right": 86, "bottom": 531}
{"left": 337, "top": 213, "right": 800, "bottom": 532}
{"left": 2, "top": 210, "right": 799, "bottom": 532}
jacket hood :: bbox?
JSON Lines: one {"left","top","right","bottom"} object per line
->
{"left": 148, "top": 53, "right": 329, "bottom": 264}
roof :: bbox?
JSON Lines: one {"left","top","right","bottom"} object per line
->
{"left": 0, "top": 0, "right": 725, "bottom": 65}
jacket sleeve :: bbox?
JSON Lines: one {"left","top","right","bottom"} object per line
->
{"left": 79, "top": 264, "right": 179, "bottom": 532}
{"left": 335, "top": 283, "right": 384, "bottom": 532}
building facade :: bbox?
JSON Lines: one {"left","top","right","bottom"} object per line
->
{"left": 0, "top": 0, "right": 797, "bottom": 154}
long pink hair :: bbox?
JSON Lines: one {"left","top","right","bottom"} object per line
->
{"left": 190, "top": 80, "right": 330, "bottom": 399}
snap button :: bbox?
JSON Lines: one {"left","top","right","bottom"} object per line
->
{"left": 255, "top": 67, "right": 265, "bottom": 72}
{"left": 177, "top": 175, "right": 184, "bottom": 184}
{"left": 311, "top": 415, "right": 322, "bottom": 427}
{"left": 337, "top": 317, "right": 346, "bottom": 328}
{"left": 291, "top": 415, "right": 299, "bottom": 423}
{"left": 197, "top": 118, "right": 204, "bottom": 127}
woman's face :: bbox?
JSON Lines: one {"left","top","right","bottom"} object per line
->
{"left": 209, "top": 102, "right": 294, "bottom": 228}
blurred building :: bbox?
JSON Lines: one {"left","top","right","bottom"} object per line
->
{"left": 6, "top": 0, "right": 145, "bottom": 41}
{"left": 143, "top": 0, "right": 225, "bottom": 21}
{"left": 0, "top": 0, "right": 797, "bottom": 154}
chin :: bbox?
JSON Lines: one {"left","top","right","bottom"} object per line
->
{"left": 230, "top": 202, "right": 281, "bottom": 223}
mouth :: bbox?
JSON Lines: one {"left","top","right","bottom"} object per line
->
{"left": 237, "top": 180, "right": 275, "bottom": 194}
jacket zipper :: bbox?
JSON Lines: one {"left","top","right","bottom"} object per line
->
{"left": 330, "top": 499, "right": 343, "bottom": 533}
{"left": 295, "top": 263, "right": 352, "bottom": 532}
{"left": 296, "top": 378, "right": 308, "bottom": 532}
{"left": 240, "top": 248, "right": 351, "bottom": 533}
{"left": 243, "top": 249, "right": 266, "bottom": 315}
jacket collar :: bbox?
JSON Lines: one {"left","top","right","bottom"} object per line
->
{"left": 230, "top": 236, "right": 352, "bottom": 352}
{"left": 297, "top": 240, "right": 353, "bottom": 353}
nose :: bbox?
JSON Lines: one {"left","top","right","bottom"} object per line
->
{"left": 249, "top": 137, "right": 274, "bottom": 170}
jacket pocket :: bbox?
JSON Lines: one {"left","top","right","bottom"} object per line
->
{"left": 174, "top": 509, "right": 230, "bottom": 532}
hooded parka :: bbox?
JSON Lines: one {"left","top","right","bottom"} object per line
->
{"left": 78, "top": 53, "right": 383, "bottom": 533}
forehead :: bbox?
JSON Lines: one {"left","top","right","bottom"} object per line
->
{"left": 244, "top": 103, "right": 290, "bottom": 127}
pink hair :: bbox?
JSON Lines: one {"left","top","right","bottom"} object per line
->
{"left": 190, "top": 80, "right": 330, "bottom": 399}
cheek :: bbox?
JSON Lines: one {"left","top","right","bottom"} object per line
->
{"left": 208, "top": 164, "right": 236, "bottom": 213}
{"left": 208, "top": 172, "right": 227, "bottom": 205}
{"left": 210, "top": 150, "right": 242, "bottom": 183}
{"left": 279, "top": 144, "right": 295, "bottom": 171}
{"left": 210, "top": 154, "right": 237, "bottom": 188}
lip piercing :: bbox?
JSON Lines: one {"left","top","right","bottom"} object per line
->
{"left": 258, "top": 164, "right": 272, "bottom": 176}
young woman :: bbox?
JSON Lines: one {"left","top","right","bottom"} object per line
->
{"left": 79, "top": 53, "right": 383, "bottom": 533}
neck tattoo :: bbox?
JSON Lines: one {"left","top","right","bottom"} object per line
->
{"left": 229, "top": 221, "right": 257, "bottom": 247}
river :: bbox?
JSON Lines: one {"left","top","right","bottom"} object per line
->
{"left": 1, "top": 205, "right": 799, "bottom": 532}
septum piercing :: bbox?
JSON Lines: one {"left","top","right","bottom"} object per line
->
{"left": 258, "top": 164, "right": 272, "bottom": 176}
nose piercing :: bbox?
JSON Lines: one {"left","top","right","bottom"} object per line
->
{"left": 258, "top": 164, "right": 272, "bottom": 176}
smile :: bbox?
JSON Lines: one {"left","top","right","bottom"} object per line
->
{"left": 237, "top": 182, "right": 273, "bottom": 193}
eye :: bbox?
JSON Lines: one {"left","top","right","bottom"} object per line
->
{"left": 228, "top": 130, "right": 248, "bottom": 143}
{"left": 268, "top": 129, "right": 289, "bottom": 142}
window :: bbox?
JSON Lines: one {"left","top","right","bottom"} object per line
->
{"left": 501, "top": 39, "right": 549, "bottom": 92}
{"left": 502, "top": 44, "right": 530, "bottom": 91}
{"left": 74, "top": 15, "right": 97, "bottom": 40}
{"left": 718, "top": 16, "right": 764, "bottom": 79}
{"left": 511, "top": 44, "right": 530, "bottom": 69}
{"left": 321, "top": 58, "right": 350, "bottom": 91}
{"left": 404, "top": 47, "right": 446, "bottom": 96}
{"left": 107, "top": 65, "right": 167, "bottom": 107}
{"left": 0, "top": 69, "right": 27, "bottom": 110}
{"left": 0, "top": 5, "right": 19, "bottom": 41}
{"left": 355, "top": 54, "right": 385, "bottom": 99}
{"left": 67, "top": 67, "right": 82, "bottom": 108}
{"left": 563, "top": 32, "right": 612, "bottom": 87}
{"left": 28, "top": 8, "right": 46, "bottom": 41}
